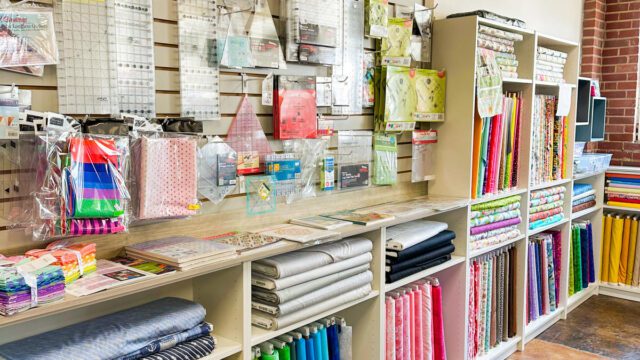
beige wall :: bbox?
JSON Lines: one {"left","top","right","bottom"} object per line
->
{"left": 435, "top": 0, "right": 584, "bottom": 43}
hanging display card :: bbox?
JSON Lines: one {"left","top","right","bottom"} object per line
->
{"left": 0, "top": 8, "right": 58, "bottom": 67}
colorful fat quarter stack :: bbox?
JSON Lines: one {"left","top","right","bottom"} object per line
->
{"left": 25, "top": 242, "right": 97, "bottom": 284}
{"left": 469, "top": 196, "right": 522, "bottom": 251}
{"left": 529, "top": 186, "right": 566, "bottom": 230}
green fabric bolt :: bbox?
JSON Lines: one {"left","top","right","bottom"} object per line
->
{"left": 573, "top": 226, "right": 582, "bottom": 293}
{"left": 72, "top": 199, "right": 124, "bottom": 219}
{"left": 471, "top": 195, "right": 520, "bottom": 211}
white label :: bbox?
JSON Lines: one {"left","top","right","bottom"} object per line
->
{"left": 262, "top": 73, "right": 274, "bottom": 106}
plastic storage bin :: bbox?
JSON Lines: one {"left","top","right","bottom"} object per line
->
{"left": 574, "top": 153, "right": 612, "bottom": 174}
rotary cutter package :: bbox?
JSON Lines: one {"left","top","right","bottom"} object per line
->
{"left": 373, "top": 133, "right": 397, "bottom": 185}
{"left": 412, "top": 129, "right": 437, "bottom": 183}
{"left": 338, "top": 130, "right": 372, "bottom": 190}
{"left": 0, "top": 5, "right": 59, "bottom": 67}
{"left": 198, "top": 136, "right": 237, "bottom": 204}
{"left": 130, "top": 130, "right": 200, "bottom": 221}
{"left": 32, "top": 130, "right": 130, "bottom": 241}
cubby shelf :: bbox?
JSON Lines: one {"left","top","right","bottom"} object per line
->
{"left": 524, "top": 306, "right": 565, "bottom": 344}
{"left": 566, "top": 283, "right": 598, "bottom": 315}
{"left": 571, "top": 205, "right": 602, "bottom": 220}
{"left": 469, "top": 234, "right": 526, "bottom": 259}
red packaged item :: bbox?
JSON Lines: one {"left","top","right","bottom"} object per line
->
{"left": 69, "top": 137, "right": 119, "bottom": 165}
{"left": 273, "top": 76, "right": 318, "bottom": 140}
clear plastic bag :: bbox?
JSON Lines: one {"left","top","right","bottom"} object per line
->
{"left": 32, "top": 131, "right": 130, "bottom": 240}
{"left": 365, "top": 0, "right": 388, "bottom": 38}
{"left": 476, "top": 48, "right": 503, "bottom": 118}
{"left": 0, "top": 5, "right": 58, "bottom": 67}
{"left": 373, "top": 133, "right": 397, "bottom": 185}
{"left": 411, "top": 129, "right": 437, "bottom": 183}
{"left": 338, "top": 130, "right": 372, "bottom": 190}
{"left": 198, "top": 136, "right": 237, "bottom": 204}
{"left": 282, "top": 139, "right": 328, "bottom": 203}
{"left": 130, "top": 131, "right": 200, "bottom": 221}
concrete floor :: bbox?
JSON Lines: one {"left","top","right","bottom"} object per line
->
{"left": 510, "top": 295, "right": 640, "bottom": 360}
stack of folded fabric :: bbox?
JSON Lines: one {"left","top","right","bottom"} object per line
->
{"left": 605, "top": 172, "right": 640, "bottom": 209}
{"left": 0, "top": 297, "right": 216, "bottom": 359}
{"left": 572, "top": 183, "right": 596, "bottom": 213}
{"left": 476, "top": 24, "right": 523, "bottom": 79}
{"left": 251, "top": 237, "right": 373, "bottom": 330}
{"left": 64, "top": 135, "right": 128, "bottom": 235}
{"left": 536, "top": 47, "right": 567, "bottom": 83}
{"left": 0, "top": 255, "right": 66, "bottom": 316}
{"left": 601, "top": 213, "right": 640, "bottom": 287}
{"left": 385, "top": 278, "right": 446, "bottom": 360}
{"left": 529, "top": 186, "right": 566, "bottom": 230}
{"left": 469, "top": 195, "right": 522, "bottom": 251}
{"left": 569, "top": 221, "right": 595, "bottom": 297}
{"left": 25, "top": 242, "right": 97, "bottom": 284}
{"left": 385, "top": 220, "right": 456, "bottom": 283}
{"left": 526, "top": 231, "right": 562, "bottom": 324}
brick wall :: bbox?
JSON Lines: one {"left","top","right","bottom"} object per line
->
{"left": 581, "top": 0, "right": 640, "bottom": 165}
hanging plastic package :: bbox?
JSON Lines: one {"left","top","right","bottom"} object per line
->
{"left": 476, "top": 48, "right": 503, "bottom": 118}
{"left": 226, "top": 95, "right": 273, "bottom": 175}
{"left": 198, "top": 136, "right": 237, "bottom": 204}
{"left": 0, "top": 4, "right": 58, "bottom": 67}
{"left": 365, "top": 0, "right": 388, "bottom": 38}
{"left": 281, "top": 139, "right": 328, "bottom": 203}
{"left": 411, "top": 129, "right": 437, "bottom": 183}
{"left": 246, "top": 175, "right": 277, "bottom": 216}
{"left": 338, "top": 130, "right": 372, "bottom": 190}
{"left": 373, "top": 133, "right": 397, "bottom": 185}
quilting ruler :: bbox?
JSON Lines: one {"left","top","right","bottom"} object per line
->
{"left": 113, "top": 0, "right": 156, "bottom": 117}
{"left": 177, "top": 0, "right": 221, "bottom": 120}
{"left": 55, "top": 0, "right": 119, "bottom": 115}
{"left": 331, "top": 0, "right": 364, "bottom": 115}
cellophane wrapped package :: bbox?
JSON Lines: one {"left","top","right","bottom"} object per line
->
{"left": 0, "top": 5, "right": 59, "bottom": 67}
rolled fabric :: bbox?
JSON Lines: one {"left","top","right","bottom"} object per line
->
{"left": 572, "top": 195, "right": 595, "bottom": 207}
{"left": 607, "top": 196, "right": 640, "bottom": 204}
{"left": 607, "top": 201, "right": 640, "bottom": 209}
{"left": 609, "top": 216, "right": 624, "bottom": 283}
{"left": 470, "top": 202, "right": 520, "bottom": 220}
{"left": 530, "top": 186, "right": 565, "bottom": 199}
{"left": 386, "top": 230, "right": 456, "bottom": 263}
{"left": 470, "top": 195, "right": 520, "bottom": 211}
{"left": 602, "top": 214, "right": 612, "bottom": 282}
{"left": 572, "top": 200, "right": 596, "bottom": 213}
{"left": 470, "top": 225, "right": 519, "bottom": 241}
{"left": 529, "top": 206, "right": 563, "bottom": 222}
{"left": 470, "top": 209, "right": 521, "bottom": 227}
{"left": 529, "top": 214, "right": 564, "bottom": 230}
{"left": 471, "top": 229, "right": 521, "bottom": 250}
{"left": 385, "top": 297, "right": 395, "bottom": 360}
{"left": 530, "top": 200, "right": 564, "bottom": 214}
{"left": 529, "top": 193, "right": 564, "bottom": 207}
{"left": 470, "top": 217, "right": 522, "bottom": 235}
{"left": 432, "top": 284, "right": 446, "bottom": 360}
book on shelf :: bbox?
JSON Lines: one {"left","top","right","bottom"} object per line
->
{"left": 253, "top": 224, "right": 338, "bottom": 243}
{"left": 65, "top": 259, "right": 156, "bottom": 297}
{"left": 109, "top": 256, "right": 178, "bottom": 276}
{"left": 290, "top": 215, "right": 353, "bottom": 230}
{"left": 321, "top": 210, "right": 395, "bottom": 226}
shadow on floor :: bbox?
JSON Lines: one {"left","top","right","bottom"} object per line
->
{"left": 511, "top": 295, "right": 640, "bottom": 360}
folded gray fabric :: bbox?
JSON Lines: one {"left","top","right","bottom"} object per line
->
{"left": 252, "top": 252, "right": 372, "bottom": 290}
{"left": 386, "top": 220, "right": 448, "bottom": 250}
{"left": 252, "top": 237, "right": 372, "bottom": 278}
{"left": 252, "top": 271, "right": 373, "bottom": 316}
{"left": 0, "top": 298, "right": 205, "bottom": 360}
{"left": 252, "top": 263, "right": 371, "bottom": 304}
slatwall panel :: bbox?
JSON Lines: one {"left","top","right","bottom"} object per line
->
{"left": 0, "top": 0, "right": 428, "bottom": 255}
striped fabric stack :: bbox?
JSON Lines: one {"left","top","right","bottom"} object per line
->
{"left": 529, "top": 186, "right": 566, "bottom": 230}
{"left": 536, "top": 47, "right": 567, "bottom": 83}
{"left": 469, "top": 196, "right": 522, "bottom": 251}
{"left": 476, "top": 25, "right": 523, "bottom": 79}
{"left": 605, "top": 172, "right": 640, "bottom": 209}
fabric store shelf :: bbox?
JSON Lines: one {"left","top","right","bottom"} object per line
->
{"left": 529, "top": 178, "right": 572, "bottom": 192}
{"left": 469, "top": 234, "right": 525, "bottom": 259}
{"left": 598, "top": 283, "right": 640, "bottom": 303}
{"left": 477, "top": 17, "right": 534, "bottom": 35}
{"left": 384, "top": 256, "right": 466, "bottom": 292}
{"left": 527, "top": 217, "right": 570, "bottom": 236}
{"left": 566, "top": 283, "right": 598, "bottom": 315}
{"left": 250, "top": 291, "right": 379, "bottom": 346}
{"left": 603, "top": 205, "right": 640, "bottom": 214}
{"left": 381, "top": 198, "right": 470, "bottom": 228}
{"left": 524, "top": 306, "right": 565, "bottom": 343}
{"left": 571, "top": 205, "right": 602, "bottom": 220}
{"left": 476, "top": 335, "right": 522, "bottom": 360}
{"left": 573, "top": 170, "right": 605, "bottom": 181}
{"left": 470, "top": 188, "right": 527, "bottom": 205}
{"left": 535, "top": 81, "right": 577, "bottom": 89}
{"left": 537, "top": 32, "right": 580, "bottom": 47}
{"left": 503, "top": 78, "right": 533, "bottom": 84}
{"left": 203, "top": 335, "right": 242, "bottom": 360}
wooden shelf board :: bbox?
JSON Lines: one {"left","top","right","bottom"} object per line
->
{"left": 527, "top": 218, "right": 570, "bottom": 236}
{"left": 603, "top": 205, "right": 640, "bottom": 214}
{"left": 470, "top": 234, "right": 525, "bottom": 259}
{"left": 250, "top": 291, "right": 379, "bottom": 346}
{"left": 471, "top": 188, "right": 527, "bottom": 205}
{"left": 503, "top": 78, "right": 533, "bottom": 84}
{"left": 536, "top": 33, "right": 580, "bottom": 47}
{"left": 535, "top": 81, "right": 577, "bottom": 89}
{"left": 384, "top": 256, "right": 466, "bottom": 292}
{"left": 566, "top": 283, "right": 598, "bottom": 315}
{"left": 476, "top": 335, "right": 522, "bottom": 360}
{"left": 524, "top": 306, "right": 565, "bottom": 343}
{"left": 477, "top": 17, "right": 534, "bottom": 35}
{"left": 599, "top": 283, "right": 640, "bottom": 302}
{"left": 529, "top": 178, "right": 572, "bottom": 191}
{"left": 202, "top": 334, "right": 242, "bottom": 360}
{"left": 573, "top": 170, "right": 605, "bottom": 181}
{"left": 571, "top": 205, "right": 602, "bottom": 220}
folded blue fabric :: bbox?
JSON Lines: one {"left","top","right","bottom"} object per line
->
{"left": 141, "top": 335, "right": 215, "bottom": 360}
{"left": 0, "top": 298, "right": 205, "bottom": 360}
{"left": 573, "top": 183, "right": 593, "bottom": 196}
{"left": 120, "top": 322, "right": 213, "bottom": 360}
{"left": 608, "top": 177, "right": 640, "bottom": 185}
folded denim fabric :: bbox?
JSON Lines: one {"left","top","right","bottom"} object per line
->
{"left": 141, "top": 335, "right": 215, "bottom": 360}
{"left": 386, "top": 230, "right": 456, "bottom": 263}
{"left": 386, "top": 243, "right": 455, "bottom": 273}
{"left": 120, "top": 322, "right": 213, "bottom": 360}
{"left": 0, "top": 298, "right": 205, "bottom": 360}
{"left": 386, "top": 255, "right": 451, "bottom": 283}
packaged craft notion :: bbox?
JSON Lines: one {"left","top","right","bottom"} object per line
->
{"left": 373, "top": 133, "right": 398, "bottom": 185}
{"left": 226, "top": 95, "right": 273, "bottom": 175}
{"left": 379, "top": 18, "right": 412, "bottom": 67}
{"left": 273, "top": 75, "right": 318, "bottom": 140}
{"left": 0, "top": 7, "right": 58, "bottom": 67}
{"left": 365, "top": 0, "right": 389, "bottom": 38}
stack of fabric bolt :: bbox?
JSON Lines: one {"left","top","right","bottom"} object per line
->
{"left": 0, "top": 255, "right": 66, "bottom": 316}
{"left": 469, "top": 196, "right": 522, "bottom": 251}
{"left": 572, "top": 183, "right": 596, "bottom": 213}
{"left": 535, "top": 47, "right": 567, "bottom": 83}
{"left": 385, "top": 278, "right": 447, "bottom": 360}
{"left": 467, "top": 245, "right": 517, "bottom": 359}
{"left": 0, "top": 298, "right": 216, "bottom": 359}
{"left": 476, "top": 24, "right": 523, "bottom": 79}
{"left": 25, "top": 242, "right": 97, "bottom": 284}
{"left": 251, "top": 237, "right": 373, "bottom": 330}
{"left": 252, "top": 317, "right": 350, "bottom": 360}
{"left": 605, "top": 172, "right": 640, "bottom": 209}
{"left": 601, "top": 214, "right": 640, "bottom": 287}
{"left": 65, "top": 136, "right": 128, "bottom": 235}
{"left": 526, "top": 230, "right": 562, "bottom": 324}
{"left": 569, "top": 221, "right": 595, "bottom": 296}
{"left": 529, "top": 186, "right": 566, "bottom": 230}
{"left": 385, "top": 220, "right": 456, "bottom": 283}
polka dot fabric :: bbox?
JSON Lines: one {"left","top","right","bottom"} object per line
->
{"left": 138, "top": 136, "right": 199, "bottom": 219}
